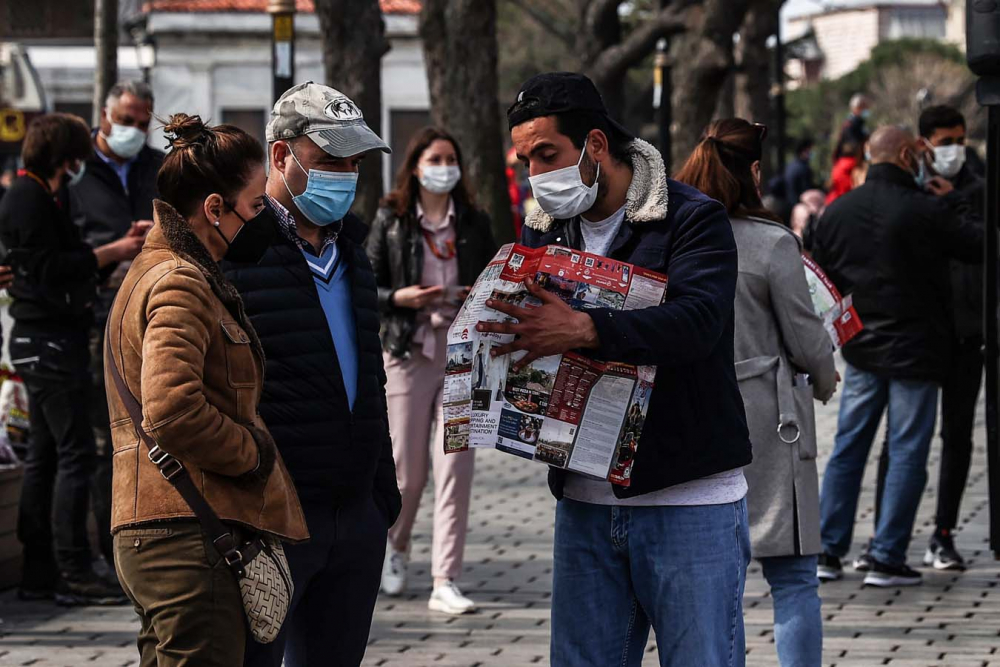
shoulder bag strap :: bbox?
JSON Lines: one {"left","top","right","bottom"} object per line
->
{"left": 104, "top": 327, "right": 246, "bottom": 574}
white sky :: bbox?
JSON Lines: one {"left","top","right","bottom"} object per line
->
{"left": 783, "top": 0, "right": 826, "bottom": 20}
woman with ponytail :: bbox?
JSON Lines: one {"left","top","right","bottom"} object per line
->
{"left": 676, "top": 119, "right": 838, "bottom": 667}
{"left": 105, "top": 114, "right": 307, "bottom": 665}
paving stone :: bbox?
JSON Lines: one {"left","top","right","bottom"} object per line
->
{"left": 2, "top": 355, "right": 1000, "bottom": 666}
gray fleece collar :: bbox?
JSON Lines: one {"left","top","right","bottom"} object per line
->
{"left": 524, "top": 138, "right": 669, "bottom": 233}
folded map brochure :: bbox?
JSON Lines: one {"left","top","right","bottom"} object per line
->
{"left": 803, "top": 254, "right": 863, "bottom": 349}
{"left": 443, "top": 243, "right": 667, "bottom": 487}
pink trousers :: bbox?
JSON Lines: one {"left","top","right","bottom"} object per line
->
{"left": 384, "top": 334, "right": 475, "bottom": 581}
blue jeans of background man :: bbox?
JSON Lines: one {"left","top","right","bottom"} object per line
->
{"left": 550, "top": 497, "right": 751, "bottom": 667}
{"left": 759, "top": 555, "right": 822, "bottom": 667}
{"left": 243, "top": 493, "right": 388, "bottom": 667}
{"left": 820, "top": 363, "right": 939, "bottom": 566}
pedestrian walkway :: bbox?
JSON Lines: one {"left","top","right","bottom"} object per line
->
{"left": 0, "top": 374, "right": 997, "bottom": 666}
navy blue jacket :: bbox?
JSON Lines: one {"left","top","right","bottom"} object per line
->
{"left": 784, "top": 157, "right": 814, "bottom": 205}
{"left": 521, "top": 141, "right": 752, "bottom": 500}
{"left": 223, "top": 211, "right": 401, "bottom": 523}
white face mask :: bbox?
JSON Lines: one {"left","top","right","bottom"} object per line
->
{"left": 528, "top": 140, "right": 601, "bottom": 219}
{"left": 66, "top": 162, "right": 86, "bottom": 187}
{"left": 103, "top": 111, "right": 147, "bottom": 159}
{"left": 931, "top": 144, "right": 966, "bottom": 179}
{"left": 419, "top": 165, "right": 461, "bottom": 194}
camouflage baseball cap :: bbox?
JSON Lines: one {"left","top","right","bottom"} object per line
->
{"left": 265, "top": 81, "right": 391, "bottom": 157}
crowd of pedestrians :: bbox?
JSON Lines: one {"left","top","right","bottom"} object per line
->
{"left": 0, "top": 72, "right": 987, "bottom": 667}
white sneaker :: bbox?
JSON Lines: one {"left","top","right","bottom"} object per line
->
{"left": 428, "top": 580, "right": 476, "bottom": 615}
{"left": 380, "top": 544, "right": 407, "bottom": 596}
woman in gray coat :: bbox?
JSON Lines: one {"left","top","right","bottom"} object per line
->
{"left": 677, "top": 119, "right": 837, "bottom": 667}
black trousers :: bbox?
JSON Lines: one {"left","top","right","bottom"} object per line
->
{"left": 874, "top": 336, "right": 983, "bottom": 533}
{"left": 11, "top": 329, "right": 96, "bottom": 581}
{"left": 243, "top": 493, "right": 389, "bottom": 667}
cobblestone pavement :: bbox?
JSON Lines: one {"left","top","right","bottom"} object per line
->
{"left": 1, "top": 370, "right": 998, "bottom": 666}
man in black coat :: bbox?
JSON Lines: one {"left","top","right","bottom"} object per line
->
{"left": 224, "top": 82, "right": 400, "bottom": 667}
{"left": 69, "top": 80, "right": 162, "bottom": 568}
{"left": 0, "top": 113, "right": 143, "bottom": 605}
{"left": 784, "top": 137, "right": 816, "bottom": 206}
{"left": 811, "top": 126, "right": 982, "bottom": 588}
{"left": 868, "top": 106, "right": 986, "bottom": 572}
{"left": 480, "top": 72, "right": 753, "bottom": 666}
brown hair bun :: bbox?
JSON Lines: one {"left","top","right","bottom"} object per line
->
{"left": 163, "top": 113, "right": 213, "bottom": 151}
{"left": 156, "top": 114, "right": 264, "bottom": 217}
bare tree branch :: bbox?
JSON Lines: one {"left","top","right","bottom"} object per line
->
{"left": 586, "top": 6, "right": 691, "bottom": 90}
{"left": 506, "top": 0, "right": 574, "bottom": 47}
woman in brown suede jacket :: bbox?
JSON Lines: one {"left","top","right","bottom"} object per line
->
{"left": 104, "top": 114, "right": 307, "bottom": 666}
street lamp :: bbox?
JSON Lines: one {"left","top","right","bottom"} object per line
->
{"left": 772, "top": 7, "right": 787, "bottom": 175}
{"left": 267, "top": 0, "right": 296, "bottom": 103}
{"left": 653, "top": 38, "right": 672, "bottom": 173}
{"left": 127, "top": 20, "right": 156, "bottom": 85}
{"left": 966, "top": 0, "right": 1000, "bottom": 557}
{"left": 135, "top": 39, "right": 156, "bottom": 85}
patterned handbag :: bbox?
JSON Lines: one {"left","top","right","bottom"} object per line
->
{"left": 107, "top": 334, "right": 293, "bottom": 643}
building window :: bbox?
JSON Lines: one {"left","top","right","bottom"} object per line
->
{"left": 221, "top": 109, "right": 266, "bottom": 148}
{"left": 884, "top": 8, "right": 946, "bottom": 40}
{"left": 55, "top": 102, "right": 93, "bottom": 126}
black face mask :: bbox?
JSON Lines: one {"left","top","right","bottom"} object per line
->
{"left": 217, "top": 200, "right": 276, "bottom": 264}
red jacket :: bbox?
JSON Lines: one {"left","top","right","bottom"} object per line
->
{"left": 825, "top": 156, "right": 858, "bottom": 205}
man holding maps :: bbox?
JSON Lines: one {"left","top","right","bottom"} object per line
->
{"left": 476, "top": 72, "right": 754, "bottom": 667}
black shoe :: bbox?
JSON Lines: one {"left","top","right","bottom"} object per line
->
{"left": 19, "top": 553, "right": 57, "bottom": 599}
{"left": 924, "top": 529, "right": 966, "bottom": 571}
{"left": 17, "top": 586, "right": 54, "bottom": 601}
{"left": 863, "top": 559, "right": 922, "bottom": 587}
{"left": 55, "top": 570, "right": 128, "bottom": 607}
{"left": 817, "top": 553, "right": 843, "bottom": 581}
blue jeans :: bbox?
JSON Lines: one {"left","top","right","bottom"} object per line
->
{"left": 820, "top": 363, "right": 939, "bottom": 566}
{"left": 551, "top": 498, "right": 751, "bottom": 667}
{"left": 759, "top": 556, "right": 822, "bottom": 667}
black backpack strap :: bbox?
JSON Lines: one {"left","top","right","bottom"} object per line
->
{"left": 104, "top": 325, "right": 246, "bottom": 576}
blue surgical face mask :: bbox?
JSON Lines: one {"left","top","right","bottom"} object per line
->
{"left": 281, "top": 145, "right": 358, "bottom": 226}
{"left": 907, "top": 150, "right": 928, "bottom": 189}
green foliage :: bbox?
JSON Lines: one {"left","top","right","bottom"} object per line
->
{"left": 786, "top": 38, "right": 973, "bottom": 182}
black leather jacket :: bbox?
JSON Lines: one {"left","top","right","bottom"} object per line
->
{"left": 365, "top": 200, "right": 497, "bottom": 358}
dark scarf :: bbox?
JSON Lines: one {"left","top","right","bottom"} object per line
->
{"left": 152, "top": 199, "right": 266, "bottom": 365}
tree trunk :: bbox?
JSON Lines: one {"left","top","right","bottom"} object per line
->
{"left": 93, "top": 0, "right": 118, "bottom": 126}
{"left": 669, "top": 0, "right": 751, "bottom": 168}
{"left": 315, "top": 0, "right": 390, "bottom": 225}
{"left": 735, "top": 0, "right": 782, "bottom": 180}
{"left": 421, "top": 0, "right": 513, "bottom": 243}
{"left": 579, "top": 0, "right": 624, "bottom": 119}
{"left": 716, "top": 69, "right": 736, "bottom": 121}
